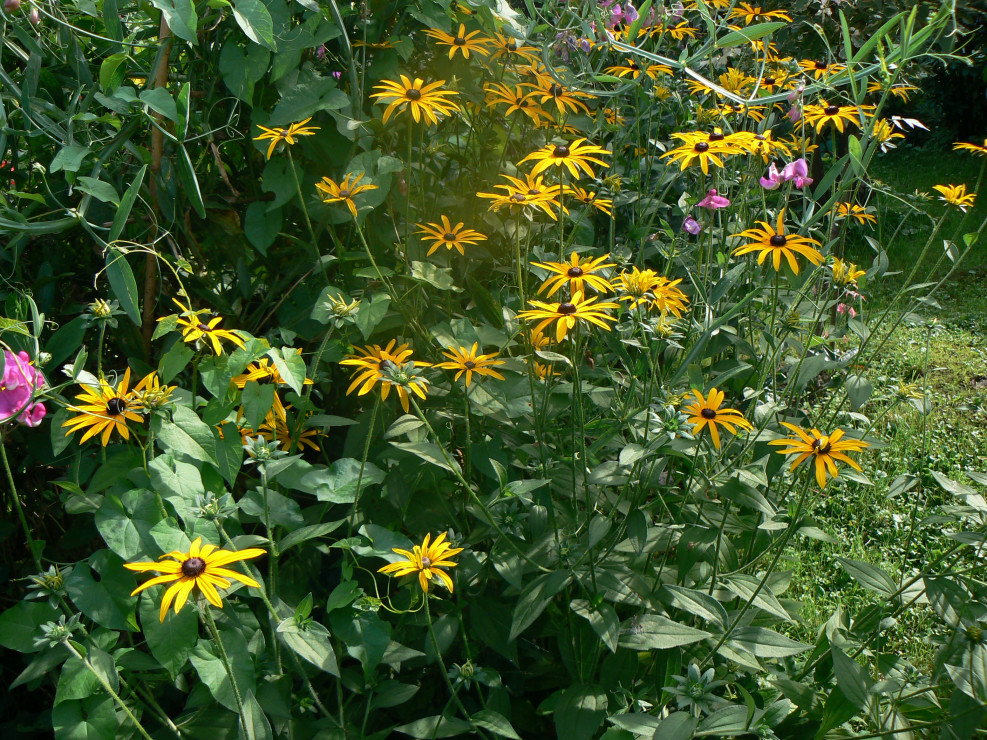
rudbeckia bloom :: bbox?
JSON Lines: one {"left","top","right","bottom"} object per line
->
{"left": 125, "top": 537, "right": 264, "bottom": 622}
{"left": 866, "top": 80, "right": 919, "bottom": 101}
{"left": 171, "top": 299, "right": 246, "bottom": 355}
{"left": 415, "top": 216, "right": 487, "bottom": 256}
{"left": 731, "top": 209, "right": 824, "bottom": 274}
{"left": 518, "top": 290, "right": 620, "bottom": 342}
{"left": 253, "top": 117, "right": 319, "bottom": 159}
{"left": 523, "top": 77, "right": 595, "bottom": 115}
{"left": 477, "top": 174, "right": 565, "bottom": 219}
{"left": 649, "top": 277, "right": 690, "bottom": 317}
{"left": 801, "top": 101, "right": 871, "bottom": 134}
{"left": 340, "top": 340, "right": 431, "bottom": 413}
{"left": 490, "top": 33, "right": 540, "bottom": 64}
{"left": 604, "top": 59, "right": 673, "bottom": 80}
{"left": 728, "top": 3, "right": 792, "bottom": 23}
{"left": 316, "top": 172, "right": 378, "bottom": 219}
{"left": 797, "top": 59, "right": 846, "bottom": 79}
{"left": 615, "top": 267, "right": 660, "bottom": 310}
{"left": 660, "top": 133, "right": 738, "bottom": 175}
{"left": 768, "top": 423, "right": 870, "bottom": 489}
{"left": 232, "top": 354, "right": 313, "bottom": 389}
{"left": 953, "top": 139, "right": 987, "bottom": 157}
{"left": 63, "top": 368, "right": 143, "bottom": 445}
{"left": 932, "top": 184, "right": 976, "bottom": 212}
{"left": 834, "top": 203, "right": 876, "bottom": 226}
{"left": 424, "top": 23, "right": 493, "bottom": 59}
{"left": 563, "top": 185, "right": 613, "bottom": 216}
{"left": 483, "top": 83, "right": 553, "bottom": 124}
{"left": 831, "top": 258, "right": 867, "bottom": 286}
{"left": 370, "top": 76, "right": 461, "bottom": 125}
{"left": 683, "top": 388, "right": 754, "bottom": 450}
{"left": 435, "top": 343, "right": 506, "bottom": 386}
{"left": 377, "top": 532, "right": 464, "bottom": 593}
{"left": 531, "top": 252, "right": 615, "bottom": 297}
{"left": 131, "top": 371, "right": 176, "bottom": 411}
{"left": 519, "top": 139, "right": 611, "bottom": 178}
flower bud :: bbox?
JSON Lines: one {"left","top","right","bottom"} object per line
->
{"left": 4, "top": 0, "right": 21, "bottom": 12}
{"left": 29, "top": 6, "right": 39, "bottom": 23}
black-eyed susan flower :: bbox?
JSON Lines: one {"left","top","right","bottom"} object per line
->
{"left": 531, "top": 252, "right": 615, "bottom": 297}
{"left": 232, "top": 354, "right": 313, "bottom": 389}
{"left": 316, "top": 172, "right": 378, "bottom": 219}
{"left": 932, "top": 184, "right": 976, "bottom": 212}
{"left": 797, "top": 59, "right": 846, "bottom": 79}
{"left": 477, "top": 174, "right": 565, "bottom": 219}
{"left": 954, "top": 139, "right": 987, "bottom": 157}
{"left": 686, "top": 68, "right": 753, "bottom": 97}
{"left": 866, "top": 80, "right": 919, "bottom": 101}
{"left": 435, "top": 343, "right": 506, "bottom": 386}
{"left": 124, "top": 537, "right": 264, "bottom": 622}
{"left": 650, "top": 277, "right": 690, "bottom": 317}
{"left": 519, "top": 138, "right": 611, "bottom": 178}
{"left": 604, "top": 59, "right": 673, "bottom": 80}
{"left": 518, "top": 290, "right": 620, "bottom": 342}
{"left": 340, "top": 340, "right": 431, "bottom": 413}
{"left": 523, "top": 76, "right": 595, "bottom": 115}
{"left": 801, "top": 101, "right": 871, "bottom": 134}
{"left": 253, "top": 117, "right": 319, "bottom": 159}
{"left": 834, "top": 203, "right": 876, "bottom": 226}
{"left": 62, "top": 368, "right": 143, "bottom": 445}
{"left": 377, "top": 532, "right": 463, "bottom": 594}
{"left": 415, "top": 216, "right": 487, "bottom": 256}
{"left": 370, "top": 76, "right": 461, "bottom": 125}
{"left": 484, "top": 83, "right": 553, "bottom": 124}
{"left": 490, "top": 33, "right": 540, "bottom": 64}
{"left": 768, "top": 422, "right": 870, "bottom": 489}
{"left": 167, "top": 298, "right": 246, "bottom": 355}
{"left": 130, "top": 371, "right": 176, "bottom": 411}
{"left": 728, "top": 2, "right": 792, "bottom": 23}
{"left": 831, "top": 258, "right": 867, "bottom": 286}
{"left": 424, "top": 23, "right": 493, "bottom": 59}
{"left": 563, "top": 185, "right": 613, "bottom": 216}
{"left": 261, "top": 402, "right": 321, "bottom": 452}
{"left": 614, "top": 267, "right": 659, "bottom": 310}
{"left": 661, "top": 135, "right": 736, "bottom": 175}
{"left": 683, "top": 388, "right": 754, "bottom": 450}
{"left": 731, "top": 209, "right": 824, "bottom": 274}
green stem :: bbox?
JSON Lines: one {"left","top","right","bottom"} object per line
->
{"left": 287, "top": 149, "right": 328, "bottom": 284}
{"left": 425, "top": 599, "right": 488, "bottom": 739}
{"left": 1, "top": 440, "right": 43, "bottom": 571}
{"left": 202, "top": 605, "right": 248, "bottom": 737}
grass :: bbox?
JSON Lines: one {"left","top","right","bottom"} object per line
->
{"left": 784, "top": 146, "right": 987, "bottom": 670}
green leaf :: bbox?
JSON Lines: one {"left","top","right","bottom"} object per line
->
{"left": 139, "top": 87, "right": 180, "bottom": 123}
{"left": 509, "top": 571, "right": 572, "bottom": 641}
{"left": 836, "top": 558, "right": 896, "bottom": 597}
{"left": 721, "top": 574, "right": 792, "bottom": 621}
{"left": 814, "top": 687, "right": 859, "bottom": 738}
{"left": 845, "top": 374, "right": 872, "bottom": 411}
{"left": 104, "top": 248, "right": 140, "bottom": 326}
{"left": 662, "top": 585, "right": 728, "bottom": 628}
{"left": 219, "top": 40, "right": 270, "bottom": 103}
{"left": 277, "top": 458, "right": 385, "bottom": 503}
{"left": 354, "top": 293, "right": 391, "bottom": 340}
{"left": 617, "top": 615, "right": 711, "bottom": 650}
{"left": 150, "top": 0, "right": 198, "bottom": 44}
{"left": 241, "top": 690, "right": 274, "bottom": 740}
{"left": 50, "top": 145, "right": 91, "bottom": 174}
{"left": 555, "top": 684, "right": 607, "bottom": 740}
{"left": 76, "top": 176, "right": 120, "bottom": 205}
{"left": 65, "top": 551, "right": 137, "bottom": 631}
{"left": 268, "top": 347, "right": 306, "bottom": 395}
{"left": 245, "top": 202, "right": 282, "bottom": 254}
{"left": 651, "top": 712, "right": 698, "bottom": 739}
{"left": 215, "top": 423, "right": 245, "bottom": 486}
{"left": 409, "top": 261, "right": 457, "bottom": 291}
{"left": 0, "top": 600, "right": 61, "bottom": 653}
{"left": 99, "top": 53, "right": 129, "bottom": 93}
{"left": 148, "top": 455, "right": 205, "bottom": 524}
{"left": 174, "top": 142, "right": 206, "bottom": 217}
{"left": 389, "top": 441, "right": 461, "bottom": 474}
{"left": 189, "top": 632, "right": 256, "bottom": 712}
{"left": 109, "top": 165, "right": 147, "bottom": 242}
{"left": 472, "top": 709, "right": 521, "bottom": 739}
{"left": 94, "top": 489, "right": 163, "bottom": 560}
{"left": 140, "top": 591, "right": 197, "bottom": 676}
{"left": 330, "top": 610, "right": 391, "bottom": 674}
{"left": 278, "top": 520, "right": 346, "bottom": 553}
{"left": 730, "top": 627, "right": 810, "bottom": 658}
{"left": 158, "top": 340, "right": 194, "bottom": 383}
{"left": 269, "top": 72, "right": 349, "bottom": 124}
{"left": 55, "top": 657, "right": 102, "bottom": 705}
{"left": 716, "top": 21, "right": 786, "bottom": 48}
{"left": 831, "top": 646, "right": 870, "bottom": 710}
{"left": 233, "top": 0, "right": 277, "bottom": 51}
{"left": 570, "top": 599, "right": 619, "bottom": 653}
{"left": 242, "top": 381, "right": 277, "bottom": 431}
{"left": 697, "top": 705, "right": 750, "bottom": 735}
{"left": 277, "top": 619, "right": 339, "bottom": 675}
{"left": 52, "top": 695, "right": 118, "bottom": 740}
{"left": 393, "top": 715, "right": 471, "bottom": 738}
{"left": 156, "top": 405, "right": 219, "bottom": 468}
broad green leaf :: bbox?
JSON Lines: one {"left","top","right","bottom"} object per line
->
{"left": 150, "top": 0, "right": 198, "bottom": 44}
{"left": 148, "top": 455, "right": 205, "bottom": 524}
{"left": 219, "top": 40, "right": 270, "bottom": 103}
{"left": 845, "top": 374, "right": 872, "bottom": 411}
{"left": 140, "top": 591, "right": 197, "bottom": 676}
{"left": 836, "top": 558, "right": 896, "bottom": 597}
{"left": 831, "top": 646, "right": 870, "bottom": 710}
{"left": 720, "top": 574, "right": 793, "bottom": 622}
{"left": 555, "top": 684, "right": 607, "bottom": 740}
{"left": 278, "top": 520, "right": 346, "bottom": 552}
{"left": 244, "top": 202, "right": 282, "bottom": 254}
{"left": 697, "top": 705, "right": 750, "bottom": 735}
{"left": 472, "top": 709, "right": 521, "bottom": 739}
{"left": 241, "top": 690, "right": 274, "bottom": 740}
{"left": 662, "top": 585, "right": 728, "bottom": 628}
{"left": 65, "top": 551, "right": 137, "bottom": 631}
{"left": 277, "top": 619, "right": 339, "bottom": 675}
{"left": 617, "top": 615, "right": 711, "bottom": 650}
{"left": 55, "top": 656, "right": 101, "bottom": 705}
{"left": 269, "top": 72, "right": 349, "bottom": 124}
{"left": 108, "top": 165, "right": 147, "bottom": 242}
{"left": 0, "top": 600, "right": 61, "bottom": 653}
{"left": 330, "top": 610, "right": 391, "bottom": 674}
{"left": 278, "top": 458, "right": 385, "bottom": 503}
{"left": 393, "top": 715, "right": 471, "bottom": 738}
{"left": 50, "top": 145, "right": 91, "bottom": 174}
{"left": 716, "top": 21, "right": 786, "bottom": 48}
{"left": 51, "top": 695, "right": 118, "bottom": 740}
{"left": 268, "top": 347, "right": 306, "bottom": 395}
{"left": 174, "top": 142, "right": 206, "bottom": 217}
{"left": 233, "top": 0, "right": 277, "bottom": 51}
{"left": 104, "top": 249, "right": 140, "bottom": 326}
{"left": 156, "top": 405, "right": 219, "bottom": 468}
{"left": 389, "top": 441, "right": 460, "bottom": 474}
{"left": 509, "top": 571, "right": 571, "bottom": 641}
{"left": 242, "top": 381, "right": 276, "bottom": 431}
{"left": 76, "top": 176, "right": 120, "bottom": 205}
{"left": 570, "top": 599, "right": 619, "bottom": 653}
{"left": 189, "top": 631, "right": 256, "bottom": 712}
{"left": 94, "top": 489, "right": 163, "bottom": 560}
{"left": 729, "top": 627, "right": 810, "bottom": 658}
{"left": 139, "top": 87, "right": 180, "bottom": 123}
{"left": 158, "top": 340, "right": 194, "bottom": 383}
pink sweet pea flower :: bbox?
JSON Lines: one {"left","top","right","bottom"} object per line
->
{"left": 682, "top": 215, "right": 701, "bottom": 235}
{"left": 782, "top": 158, "right": 813, "bottom": 189}
{"left": 609, "top": 1, "right": 638, "bottom": 28}
{"left": 0, "top": 350, "right": 46, "bottom": 427}
{"left": 759, "top": 163, "right": 785, "bottom": 190}
{"left": 836, "top": 303, "right": 856, "bottom": 318}
{"left": 786, "top": 104, "right": 801, "bottom": 124}
{"left": 697, "top": 188, "right": 730, "bottom": 210}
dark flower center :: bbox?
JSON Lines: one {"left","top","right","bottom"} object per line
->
{"left": 454, "top": 36, "right": 466, "bottom": 46}
{"left": 815, "top": 61, "right": 828, "bottom": 70}
{"left": 443, "top": 232, "right": 457, "bottom": 242}
{"left": 769, "top": 234, "right": 787, "bottom": 247}
{"left": 557, "top": 302, "right": 578, "bottom": 315}
{"left": 549, "top": 84, "right": 564, "bottom": 97}
{"left": 338, "top": 189, "right": 351, "bottom": 198}
{"left": 421, "top": 556, "right": 432, "bottom": 567}
{"left": 106, "top": 397, "right": 128, "bottom": 415}
{"left": 405, "top": 88, "right": 422, "bottom": 101}
{"left": 510, "top": 193, "right": 526, "bottom": 202}
{"left": 824, "top": 105, "right": 839, "bottom": 115}
{"left": 197, "top": 323, "right": 212, "bottom": 332}
{"left": 628, "top": 62, "right": 639, "bottom": 70}
{"left": 463, "top": 360, "right": 476, "bottom": 369}
{"left": 378, "top": 359, "right": 391, "bottom": 370}
{"left": 811, "top": 437, "right": 832, "bottom": 454}
{"left": 506, "top": 40, "right": 518, "bottom": 51}
{"left": 755, "top": 134, "right": 766, "bottom": 141}
{"left": 567, "top": 266, "right": 584, "bottom": 277}
{"left": 709, "top": 132, "right": 725, "bottom": 141}
{"left": 181, "top": 557, "right": 207, "bottom": 577}
{"left": 700, "top": 408, "right": 716, "bottom": 419}
{"left": 694, "top": 142, "right": 710, "bottom": 152}
{"left": 553, "top": 145, "right": 570, "bottom": 158}
{"left": 764, "top": 77, "right": 776, "bottom": 85}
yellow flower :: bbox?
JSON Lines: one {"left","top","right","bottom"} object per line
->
{"left": 477, "top": 174, "right": 566, "bottom": 219}
{"left": 253, "top": 117, "right": 319, "bottom": 159}
{"left": 801, "top": 101, "right": 873, "bottom": 134}
{"left": 523, "top": 77, "right": 595, "bottom": 115}
{"left": 316, "top": 172, "right": 378, "bottom": 219}
{"left": 260, "top": 401, "right": 321, "bottom": 452}
{"left": 232, "top": 354, "right": 313, "bottom": 389}
{"left": 518, "top": 138, "right": 611, "bottom": 179}
{"left": 415, "top": 216, "right": 487, "bottom": 256}
{"left": 517, "top": 290, "right": 620, "bottom": 342}
{"left": 683, "top": 388, "right": 754, "bottom": 449}
{"left": 531, "top": 252, "right": 615, "bottom": 298}
{"left": 831, "top": 258, "right": 867, "bottom": 285}
{"left": 167, "top": 298, "right": 246, "bottom": 355}
{"left": 834, "top": 203, "right": 876, "bottom": 226}
{"left": 604, "top": 59, "right": 673, "bottom": 80}
{"left": 125, "top": 537, "right": 264, "bottom": 622}
{"left": 866, "top": 80, "right": 919, "bottom": 101}
{"left": 370, "top": 76, "right": 461, "bottom": 125}
{"left": 490, "top": 33, "right": 541, "bottom": 65}
{"left": 424, "top": 23, "right": 493, "bottom": 59}
{"left": 660, "top": 131, "right": 741, "bottom": 175}
{"left": 62, "top": 368, "right": 143, "bottom": 446}
{"left": 728, "top": 2, "right": 791, "bottom": 23}
{"left": 731, "top": 209, "right": 824, "bottom": 274}
{"left": 932, "top": 184, "right": 976, "bottom": 212}
{"left": 563, "top": 185, "right": 613, "bottom": 216}
{"left": 953, "top": 139, "right": 987, "bottom": 157}
{"left": 377, "top": 532, "right": 464, "bottom": 593}
{"left": 130, "top": 371, "right": 176, "bottom": 411}
{"left": 483, "top": 83, "right": 553, "bottom": 124}
{"left": 797, "top": 59, "right": 846, "bottom": 79}
{"left": 740, "top": 130, "right": 793, "bottom": 162}
{"left": 768, "top": 422, "right": 870, "bottom": 489}
{"left": 435, "top": 343, "right": 506, "bottom": 386}
{"left": 340, "top": 340, "right": 431, "bottom": 413}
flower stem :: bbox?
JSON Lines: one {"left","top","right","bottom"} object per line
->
{"left": 202, "top": 605, "right": 248, "bottom": 737}
{"left": 1, "top": 439, "right": 43, "bottom": 571}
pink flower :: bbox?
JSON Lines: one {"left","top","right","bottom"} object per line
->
{"left": 782, "top": 158, "right": 813, "bottom": 189}
{"left": 0, "top": 350, "right": 46, "bottom": 427}
{"left": 682, "top": 215, "right": 701, "bottom": 235}
{"left": 786, "top": 83, "right": 805, "bottom": 104}
{"left": 836, "top": 303, "right": 856, "bottom": 318}
{"left": 786, "top": 104, "right": 801, "bottom": 124}
{"left": 609, "top": 1, "right": 638, "bottom": 28}
{"left": 697, "top": 188, "right": 730, "bottom": 210}
{"left": 759, "top": 163, "right": 785, "bottom": 190}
